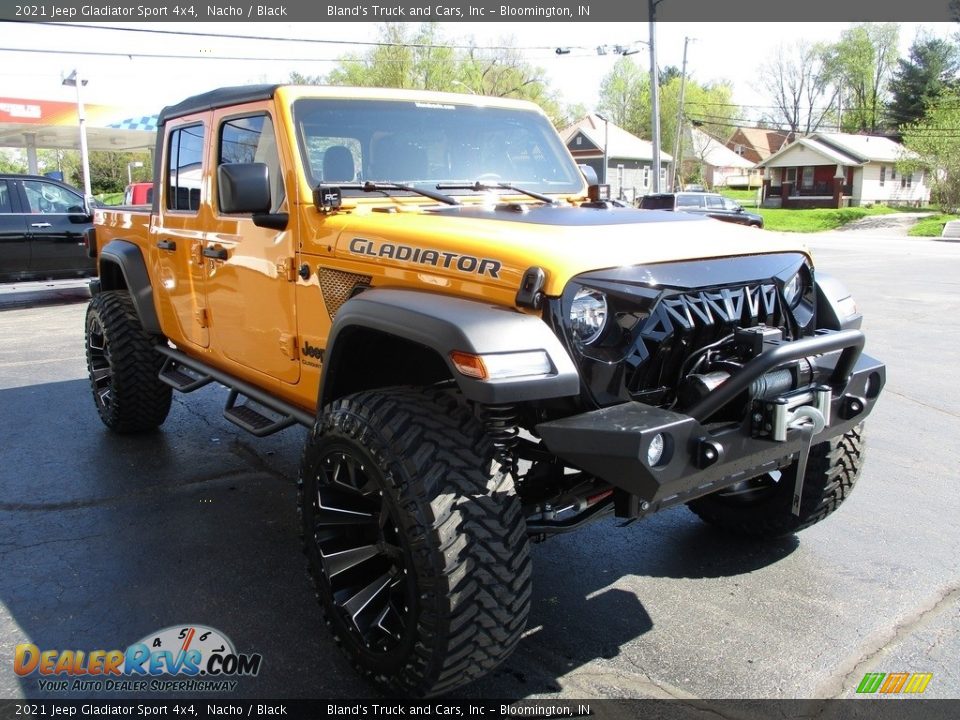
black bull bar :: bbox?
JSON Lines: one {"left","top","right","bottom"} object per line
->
{"left": 536, "top": 329, "right": 885, "bottom": 514}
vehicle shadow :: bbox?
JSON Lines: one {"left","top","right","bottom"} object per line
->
{"left": 0, "top": 378, "right": 796, "bottom": 701}
{"left": 463, "top": 512, "right": 798, "bottom": 698}
{"left": 0, "top": 283, "right": 91, "bottom": 310}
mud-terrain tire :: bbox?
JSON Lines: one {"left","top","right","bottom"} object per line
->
{"left": 298, "top": 387, "right": 532, "bottom": 697}
{"left": 687, "top": 424, "right": 865, "bottom": 538}
{"left": 84, "top": 290, "right": 172, "bottom": 433}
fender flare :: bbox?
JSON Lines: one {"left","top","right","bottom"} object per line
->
{"left": 98, "top": 240, "right": 162, "bottom": 336}
{"left": 320, "top": 289, "right": 579, "bottom": 407}
{"left": 816, "top": 272, "right": 862, "bottom": 331}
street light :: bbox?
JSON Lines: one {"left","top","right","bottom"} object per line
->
{"left": 62, "top": 69, "right": 92, "bottom": 198}
{"left": 127, "top": 161, "right": 143, "bottom": 185}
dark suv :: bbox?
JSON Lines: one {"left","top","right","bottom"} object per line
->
{"left": 0, "top": 174, "right": 95, "bottom": 282}
{"left": 640, "top": 191, "right": 764, "bottom": 228}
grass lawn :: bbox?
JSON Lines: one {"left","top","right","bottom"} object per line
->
{"left": 755, "top": 205, "right": 898, "bottom": 233}
{"left": 908, "top": 214, "right": 960, "bottom": 237}
{"left": 719, "top": 189, "right": 762, "bottom": 206}
{"left": 94, "top": 192, "right": 124, "bottom": 206}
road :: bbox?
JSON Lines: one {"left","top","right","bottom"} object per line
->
{"left": 0, "top": 231, "right": 957, "bottom": 701}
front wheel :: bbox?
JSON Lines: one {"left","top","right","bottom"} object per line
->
{"left": 687, "top": 424, "right": 865, "bottom": 538}
{"left": 298, "top": 387, "right": 532, "bottom": 696}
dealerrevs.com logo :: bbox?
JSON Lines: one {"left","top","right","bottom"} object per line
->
{"left": 14, "top": 625, "right": 262, "bottom": 693}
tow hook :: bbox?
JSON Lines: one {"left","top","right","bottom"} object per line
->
{"left": 787, "top": 405, "right": 827, "bottom": 515}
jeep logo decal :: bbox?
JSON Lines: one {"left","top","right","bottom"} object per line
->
{"left": 348, "top": 238, "right": 502, "bottom": 279}
{"left": 302, "top": 340, "right": 323, "bottom": 360}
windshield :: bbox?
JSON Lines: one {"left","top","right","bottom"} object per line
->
{"left": 292, "top": 98, "right": 583, "bottom": 196}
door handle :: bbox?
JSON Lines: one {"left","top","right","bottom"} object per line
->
{"left": 156, "top": 239, "right": 177, "bottom": 251}
{"left": 30, "top": 222, "right": 52, "bottom": 228}
{"left": 202, "top": 246, "right": 228, "bottom": 260}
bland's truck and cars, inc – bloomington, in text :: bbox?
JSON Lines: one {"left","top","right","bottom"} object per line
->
{"left": 82, "top": 85, "right": 885, "bottom": 696}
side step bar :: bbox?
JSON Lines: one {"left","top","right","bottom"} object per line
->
{"left": 223, "top": 389, "right": 297, "bottom": 437}
{"left": 154, "top": 345, "right": 315, "bottom": 434}
{"left": 159, "top": 357, "right": 213, "bottom": 393}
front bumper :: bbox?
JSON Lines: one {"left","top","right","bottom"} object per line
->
{"left": 535, "top": 330, "right": 885, "bottom": 516}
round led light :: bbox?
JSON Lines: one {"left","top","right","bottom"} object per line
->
{"left": 569, "top": 288, "right": 608, "bottom": 345}
{"left": 647, "top": 433, "right": 665, "bottom": 467}
{"left": 783, "top": 269, "right": 809, "bottom": 309}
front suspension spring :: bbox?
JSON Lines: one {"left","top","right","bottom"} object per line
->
{"left": 483, "top": 403, "right": 519, "bottom": 475}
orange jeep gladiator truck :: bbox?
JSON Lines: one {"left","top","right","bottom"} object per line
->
{"left": 84, "top": 84, "right": 885, "bottom": 696}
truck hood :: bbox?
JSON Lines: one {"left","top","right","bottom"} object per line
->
{"left": 322, "top": 203, "right": 807, "bottom": 297}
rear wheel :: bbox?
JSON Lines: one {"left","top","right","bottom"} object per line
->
{"left": 84, "top": 291, "right": 172, "bottom": 433}
{"left": 298, "top": 387, "right": 532, "bottom": 696}
{"left": 687, "top": 424, "right": 865, "bottom": 538}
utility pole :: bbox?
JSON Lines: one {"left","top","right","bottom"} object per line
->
{"left": 648, "top": 0, "right": 662, "bottom": 192}
{"left": 62, "top": 69, "right": 92, "bottom": 198}
{"left": 837, "top": 82, "right": 843, "bottom": 133}
{"left": 671, "top": 36, "right": 692, "bottom": 191}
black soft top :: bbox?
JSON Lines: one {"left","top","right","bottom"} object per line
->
{"left": 156, "top": 84, "right": 281, "bottom": 125}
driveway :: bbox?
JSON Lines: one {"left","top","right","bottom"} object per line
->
{"left": 834, "top": 212, "right": 932, "bottom": 236}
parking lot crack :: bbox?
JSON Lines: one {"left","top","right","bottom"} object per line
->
{"left": 818, "top": 583, "right": 960, "bottom": 698}
{"left": 884, "top": 388, "right": 960, "bottom": 419}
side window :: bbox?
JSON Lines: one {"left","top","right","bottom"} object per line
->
{"left": 0, "top": 180, "right": 11, "bottom": 213}
{"left": 167, "top": 124, "right": 205, "bottom": 212}
{"left": 22, "top": 180, "right": 82, "bottom": 214}
{"left": 219, "top": 114, "right": 285, "bottom": 213}
{"left": 677, "top": 194, "right": 703, "bottom": 208}
{"left": 706, "top": 195, "right": 725, "bottom": 209}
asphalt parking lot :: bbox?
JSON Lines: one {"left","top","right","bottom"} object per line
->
{"left": 1, "top": 231, "right": 958, "bottom": 702}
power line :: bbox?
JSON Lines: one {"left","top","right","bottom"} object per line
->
{"left": 2, "top": 20, "right": 577, "bottom": 53}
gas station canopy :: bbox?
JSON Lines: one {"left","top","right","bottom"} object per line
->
{"left": 0, "top": 97, "right": 156, "bottom": 154}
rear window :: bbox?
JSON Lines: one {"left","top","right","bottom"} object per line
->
{"left": 676, "top": 194, "right": 705, "bottom": 208}
{"left": 639, "top": 195, "right": 674, "bottom": 210}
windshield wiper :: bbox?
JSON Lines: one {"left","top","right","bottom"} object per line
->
{"left": 354, "top": 181, "right": 460, "bottom": 206}
{"left": 436, "top": 181, "right": 557, "bottom": 204}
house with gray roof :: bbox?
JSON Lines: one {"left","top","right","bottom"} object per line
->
{"left": 756, "top": 132, "right": 929, "bottom": 208}
{"left": 560, "top": 114, "right": 671, "bottom": 203}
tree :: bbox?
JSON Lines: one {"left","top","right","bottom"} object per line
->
{"left": 823, "top": 23, "right": 900, "bottom": 133}
{"left": 902, "top": 90, "right": 960, "bottom": 211}
{"left": 323, "top": 23, "right": 571, "bottom": 125}
{"left": 756, "top": 41, "right": 837, "bottom": 134}
{"left": 888, "top": 34, "right": 960, "bottom": 130}
{"left": 597, "top": 56, "right": 648, "bottom": 131}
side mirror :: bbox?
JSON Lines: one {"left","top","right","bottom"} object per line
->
{"left": 736, "top": 206, "right": 745, "bottom": 213}
{"left": 578, "top": 164, "right": 599, "bottom": 186}
{"left": 218, "top": 163, "right": 271, "bottom": 214}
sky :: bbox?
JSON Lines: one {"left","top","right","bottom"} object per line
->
{"left": 0, "top": 20, "right": 956, "bottom": 125}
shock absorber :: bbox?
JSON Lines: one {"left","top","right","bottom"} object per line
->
{"left": 483, "top": 404, "right": 519, "bottom": 476}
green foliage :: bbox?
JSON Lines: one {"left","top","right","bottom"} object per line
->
{"left": 319, "top": 23, "right": 574, "bottom": 126}
{"left": 823, "top": 23, "right": 900, "bottom": 133}
{"left": 596, "top": 57, "right": 737, "bottom": 159}
{"left": 0, "top": 150, "right": 27, "bottom": 174}
{"left": 596, "top": 57, "right": 648, "bottom": 132}
{"left": 888, "top": 35, "right": 960, "bottom": 130}
{"left": 902, "top": 90, "right": 960, "bottom": 212}
{"left": 907, "top": 213, "right": 960, "bottom": 236}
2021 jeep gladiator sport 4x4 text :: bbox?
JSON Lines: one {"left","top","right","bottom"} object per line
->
{"left": 85, "top": 85, "right": 885, "bottom": 696}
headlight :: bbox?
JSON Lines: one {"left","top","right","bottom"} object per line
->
{"left": 569, "top": 288, "right": 608, "bottom": 345}
{"left": 783, "top": 270, "right": 806, "bottom": 308}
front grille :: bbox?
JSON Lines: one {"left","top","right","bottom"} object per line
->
{"left": 627, "top": 283, "right": 786, "bottom": 394}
